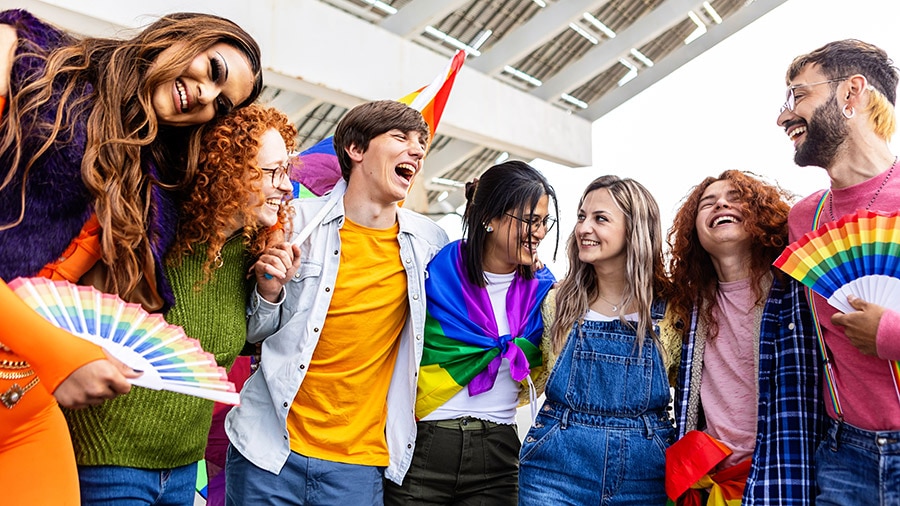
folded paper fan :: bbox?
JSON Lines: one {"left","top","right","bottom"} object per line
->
{"left": 774, "top": 209, "right": 900, "bottom": 314}
{"left": 9, "top": 277, "right": 239, "bottom": 405}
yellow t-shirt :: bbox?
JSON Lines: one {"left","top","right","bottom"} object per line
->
{"left": 287, "top": 218, "right": 408, "bottom": 466}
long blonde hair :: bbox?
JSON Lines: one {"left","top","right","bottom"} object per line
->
{"left": 552, "top": 176, "right": 670, "bottom": 353}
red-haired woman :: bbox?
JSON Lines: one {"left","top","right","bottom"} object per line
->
{"left": 64, "top": 104, "right": 295, "bottom": 504}
{"left": 666, "top": 170, "right": 826, "bottom": 504}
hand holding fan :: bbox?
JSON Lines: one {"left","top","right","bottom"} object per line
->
{"left": 774, "top": 209, "right": 900, "bottom": 314}
{"left": 9, "top": 277, "right": 240, "bottom": 405}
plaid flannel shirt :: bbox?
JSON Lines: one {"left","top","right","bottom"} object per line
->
{"left": 674, "top": 274, "right": 828, "bottom": 505}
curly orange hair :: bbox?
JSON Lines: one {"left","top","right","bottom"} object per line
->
{"left": 666, "top": 170, "right": 793, "bottom": 339}
{"left": 167, "top": 104, "right": 297, "bottom": 283}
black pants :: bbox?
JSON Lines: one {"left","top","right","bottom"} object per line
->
{"left": 384, "top": 418, "right": 520, "bottom": 506}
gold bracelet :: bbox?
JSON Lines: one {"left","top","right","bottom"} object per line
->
{"left": 1, "top": 376, "right": 41, "bottom": 409}
{"left": 0, "top": 369, "right": 35, "bottom": 380}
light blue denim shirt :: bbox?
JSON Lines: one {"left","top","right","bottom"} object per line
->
{"left": 225, "top": 179, "right": 448, "bottom": 484}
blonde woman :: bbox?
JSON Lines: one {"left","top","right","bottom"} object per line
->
{"left": 518, "top": 175, "right": 674, "bottom": 505}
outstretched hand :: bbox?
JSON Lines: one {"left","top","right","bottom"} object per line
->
{"left": 53, "top": 351, "right": 141, "bottom": 409}
{"left": 831, "top": 295, "right": 885, "bottom": 356}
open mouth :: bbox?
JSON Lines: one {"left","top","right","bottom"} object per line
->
{"left": 175, "top": 79, "right": 189, "bottom": 112}
{"left": 787, "top": 125, "right": 807, "bottom": 142}
{"left": 395, "top": 163, "right": 416, "bottom": 182}
{"left": 522, "top": 240, "right": 539, "bottom": 253}
{"left": 710, "top": 215, "right": 740, "bottom": 228}
{"left": 580, "top": 239, "right": 599, "bottom": 247}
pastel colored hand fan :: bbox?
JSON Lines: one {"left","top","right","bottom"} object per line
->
{"left": 774, "top": 209, "right": 900, "bottom": 314}
{"left": 9, "top": 277, "right": 240, "bottom": 405}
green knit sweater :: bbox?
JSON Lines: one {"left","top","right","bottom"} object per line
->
{"left": 65, "top": 238, "right": 251, "bottom": 468}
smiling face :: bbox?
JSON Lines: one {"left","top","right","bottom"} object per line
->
{"left": 575, "top": 188, "right": 628, "bottom": 271}
{"left": 248, "top": 128, "right": 292, "bottom": 229}
{"left": 483, "top": 194, "right": 550, "bottom": 274}
{"left": 694, "top": 180, "right": 752, "bottom": 258}
{"left": 776, "top": 65, "right": 849, "bottom": 168}
{"left": 347, "top": 129, "right": 426, "bottom": 204}
{"left": 150, "top": 42, "right": 256, "bottom": 127}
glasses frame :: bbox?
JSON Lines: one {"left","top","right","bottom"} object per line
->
{"left": 258, "top": 156, "right": 298, "bottom": 187}
{"left": 780, "top": 76, "right": 851, "bottom": 114}
{"left": 504, "top": 212, "right": 557, "bottom": 232}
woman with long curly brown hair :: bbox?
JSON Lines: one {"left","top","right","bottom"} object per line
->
{"left": 64, "top": 104, "right": 295, "bottom": 504}
{"left": 0, "top": 9, "right": 262, "bottom": 504}
{"left": 666, "top": 170, "right": 826, "bottom": 505}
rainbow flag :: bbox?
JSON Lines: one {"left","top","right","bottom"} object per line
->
{"left": 293, "top": 50, "right": 466, "bottom": 197}
{"left": 666, "top": 431, "right": 748, "bottom": 506}
{"left": 415, "top": 240, "right": 554, "bottom": 419}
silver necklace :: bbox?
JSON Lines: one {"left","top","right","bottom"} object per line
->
{"left": 828, "top": 156, "right": 897, "bottom": 221}
{"left": 597, "top": 293, "right": 624, "bottom": 312}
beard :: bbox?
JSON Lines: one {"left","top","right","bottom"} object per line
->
{"left": 794, "top": 93, "right": 848, "bottom": 168}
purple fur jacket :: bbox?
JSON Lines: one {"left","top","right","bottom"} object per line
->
{"left": 0, "top": 9, "right": 176, "bottom": 309}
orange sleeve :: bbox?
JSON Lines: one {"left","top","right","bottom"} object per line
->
{"left": 0, "top": 277, "right": 106, "bottom": 393}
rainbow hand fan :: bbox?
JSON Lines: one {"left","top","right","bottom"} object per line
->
{"left": 9, "top": 277, "right": 240, "bottom": 405}
{"left": 774, "top": 209, "right": 900, "bottom": 314}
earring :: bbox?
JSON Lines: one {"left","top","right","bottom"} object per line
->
{"left": 842, "top": 104, "right": 855, "bottom": 119}
{"left": 484, "top": 223, "right": 493, "bottom": 233}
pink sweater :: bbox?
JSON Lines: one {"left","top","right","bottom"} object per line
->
{"left": 788, "top": 162, "right": 900, "bottom": 431}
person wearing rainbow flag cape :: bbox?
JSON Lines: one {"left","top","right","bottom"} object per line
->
{"left": 665, "top": 170, "right": 827, "bottom": 505}
{"left": 225, "top": 100, "right": 448, "bottom": 504}
{"left": 777, "top": 40, "right": 900, "bottom": 504}
{"left": 384, "top": 160, "right": 559, "bottom": 505}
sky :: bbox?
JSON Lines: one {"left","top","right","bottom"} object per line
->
{"left": 520, "top": 0, "right": 900, "bottom": 278}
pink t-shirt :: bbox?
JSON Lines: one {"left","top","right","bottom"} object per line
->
{"left": 788, "top": 162, "right": 900, "bottom": 431}
{"left": 700, "top": 278, "right": 759, "bottom": 467}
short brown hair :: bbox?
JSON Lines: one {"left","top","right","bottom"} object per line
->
{"left": 787, "top": 39, "right": 898, "bottom": 105}
{"left": 333, "top": 100, "right": 429, "bottom": 181}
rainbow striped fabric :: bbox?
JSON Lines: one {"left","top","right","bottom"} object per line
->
{"left": 415, "top": 240, "right": 554, "bottom": 419}
{"left": 293, "top": 50, "right": 466, "bottom": 197}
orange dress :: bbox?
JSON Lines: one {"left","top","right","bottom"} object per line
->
{"left": 0, "top": 277, "right": 106, "bottom": 506}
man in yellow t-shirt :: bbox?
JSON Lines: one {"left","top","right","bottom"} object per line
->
{"left": 225, "top": 100, "right": 449, "bottom": 504}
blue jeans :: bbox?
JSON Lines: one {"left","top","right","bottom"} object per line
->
{"left": 78, "top": 463, "right": 197, "bottom": 506}
{"left": 816, "top": 419, "right": 900, "bottom": 505}
{"left": 225, "top": 445, "right": 384, "bottom": 505}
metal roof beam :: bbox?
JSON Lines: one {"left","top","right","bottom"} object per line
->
{"left": 581, "top": 0, "right": 788, "bottom": 120}
{"left": 471, "top": 0, "right": 612, "bottom": 75}
{"left": 533, "top": 0, "right": 703, "bottom": 101}
{"left": 379, "top": 0, "right": 470, "bottom": 38}
{"left": 265, "top": 91, "right": 319, "bottom": 124}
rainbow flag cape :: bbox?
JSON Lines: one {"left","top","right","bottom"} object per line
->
{"left": 666, "top": 430, "right": 748, "bottom": 506}
{"left": 415, "top": 240, "right": 554, "bottom": 419}
{"left": 293, "top": 50, "right": 466, "bottom": 197}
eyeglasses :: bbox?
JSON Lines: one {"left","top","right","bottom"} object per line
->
{"left": 779, "top": 77, "right": 850, "bottom": 113}
{"left": 258, "top": 157, "right": 298, "bottom": 187}
{"left": 505, "top": 213, "right": 557, "bottom": 232}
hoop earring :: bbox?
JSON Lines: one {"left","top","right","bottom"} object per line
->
{"left": 483, "top": 223, "right": 493, "bottom": 233}
{"left": 842, "top": 104, "right": 855, "bottom": 119}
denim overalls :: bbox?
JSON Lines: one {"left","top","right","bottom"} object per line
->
{"left": 518, "top": 301, "right": 674, "bottom": 505}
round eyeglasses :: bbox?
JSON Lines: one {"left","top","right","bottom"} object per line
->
{"left": 505, "top": 212, "right": 557, "bottom": 232}
{"left": 258, "top": 156, "right": 299, "bottom": 186}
